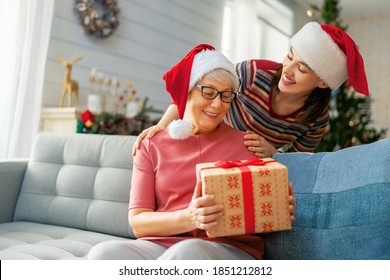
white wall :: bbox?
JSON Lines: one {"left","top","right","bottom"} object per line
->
{"left": 43, "top": 0, "right": 225, "bottom": 117}
{"left": 347, "top": 16, "right": 390, "bottom": 135}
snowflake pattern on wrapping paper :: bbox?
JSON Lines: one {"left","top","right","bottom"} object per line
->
{"left": 261, "top": 202, "right": 273, "bottom": 216}
{"left": 228, "top": 195, "right": 241, "bottom": 209}
{"left": 262, "top": 222, "right": 274, "bottom": 232}
{"left": 258, "top": 168, "right": 270, "bottom": 176}
{"left": 259, "top": 183, "right": 272, "bottom": 196}
{"left": 229, "top": 215, "right": 242, "bottom": 229}
{"left": 227, "top": 175, "right": 240, "bottom": 189}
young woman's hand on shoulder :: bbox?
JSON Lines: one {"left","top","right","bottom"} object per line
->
{"left": 244, "top": 130, "right": 277, "bottom": 158}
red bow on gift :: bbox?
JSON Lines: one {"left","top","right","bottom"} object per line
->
{"left": 215, "top": 158, "right": 276, "bottom": 168}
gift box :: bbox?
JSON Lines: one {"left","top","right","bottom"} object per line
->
{"left": 196, "top": 158, "right": 291, "bottom": 238}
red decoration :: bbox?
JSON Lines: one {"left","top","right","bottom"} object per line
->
{"left": 228, "top": 195, "right": 241, "bottom": 209}
{"left": 262, "top": 222, "right": 274, "bottom": 232}
{"left": 227, "top": 176, "right": 239, "bottom": 189}
{"left": 81, "top": 110, "right": 94, "bottom": 128}
{"left": 230, "top": 215, "right": 242, "bottom": 229}
{"left": 260, "top": 183, "right": 272, "bottom": 196}
{"left": 261, "top": 203, "right": 273, "bottom": 216}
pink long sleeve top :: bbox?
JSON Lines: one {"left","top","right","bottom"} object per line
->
{"left": 130, "top": 123, "right": 264, "bottom": 259}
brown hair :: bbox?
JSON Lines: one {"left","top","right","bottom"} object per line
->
{"left": 272, "top": 66, "right": 331, "bottom": 125}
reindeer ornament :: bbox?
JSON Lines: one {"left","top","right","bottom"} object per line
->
{"left": 57, "top": 53, "right": 83, "bottom": 107}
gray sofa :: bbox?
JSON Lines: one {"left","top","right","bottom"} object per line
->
{"left": 0, "top": 133, "right": 135, "bottom": 259}
{"left": 1, "top": 132, "right": 389, "bottom": 260}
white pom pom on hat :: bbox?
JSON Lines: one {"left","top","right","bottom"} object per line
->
{"left": 290, "top": 21, "right": 369, "bottom": 96}
{"left": 168, "top": 119, "right": 193, "bottom": 139}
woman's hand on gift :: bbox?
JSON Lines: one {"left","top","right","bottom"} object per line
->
{"left": 288, "top": 182, "right": 296, "bottom": 222}
{"left": 184, "top": 180, "right": 224, "bottom": 230}
{"left": 129, "top": 180, "right": 222, "bottom": 237}
{"left": 244, "top": 130, "right": 278, "bottom": 158}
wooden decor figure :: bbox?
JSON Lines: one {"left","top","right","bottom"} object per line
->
{"left": 57, "top": 53, "right": 83, "bottom": 107}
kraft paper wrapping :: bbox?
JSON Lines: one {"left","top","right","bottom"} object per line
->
{"left": 196, "top": 158, "right": 291, "bottom": 238}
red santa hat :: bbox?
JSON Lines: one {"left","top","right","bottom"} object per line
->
{"left": 163, "top": 43, "right": 238, "bottom": 119}
{"left": 290, "top": 21, "right": 369, "bottom": 96}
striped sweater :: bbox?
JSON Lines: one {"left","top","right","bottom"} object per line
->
{"left": 223, "top": 59, "right": 329, "bottom": 153}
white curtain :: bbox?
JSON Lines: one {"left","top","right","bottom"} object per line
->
{"left": 0, "top": 0, "right": 54, "bottom": 159}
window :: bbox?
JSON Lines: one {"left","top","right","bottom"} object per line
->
{"left": 222, "top": 0, "right": 293, "bottom": 63}
{"left": 221, "top": 1, "right": 234, "bottom": 59}
{"left": 257, "top": 0, "right": 293, "bottom": 61}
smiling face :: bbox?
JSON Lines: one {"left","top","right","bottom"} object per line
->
{"left": 183, "top": 76, "right": 233, "bottom": 135}
{"left": 278, "top": 48, "right": 328, "bottom": 97}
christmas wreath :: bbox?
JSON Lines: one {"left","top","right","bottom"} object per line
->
{"left": 75, "top": 0, "right": 120, "bottom": 38}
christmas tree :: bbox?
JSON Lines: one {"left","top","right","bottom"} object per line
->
{"left": 309, "top": 0, "right": 387, "bottom": 152}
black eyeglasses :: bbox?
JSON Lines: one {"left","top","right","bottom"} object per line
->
{"left": 195, "top": 85, "right": 237, "bottom": 103}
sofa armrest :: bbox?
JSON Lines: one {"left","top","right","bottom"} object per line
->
{"left": 0, "top": 159, "right": 28, "bottom": 223}
{"left": 265, "top": 139, "right": 390, "bottom": 259}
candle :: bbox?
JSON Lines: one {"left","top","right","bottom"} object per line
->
{"left": 96, "top": 72, "right": 104, "bottom": 83}
{"left": 87, "top": 94, "right": 102, "bottom": 114}
{"left": 104, "top": 77, "right": 111, "bottom": 86}
{"left": 126, "top": 101, "right": 139, "bottom": 118}
{"left": 90, "top": 68, "right": 97, "bottom": 77}
{"left": 112, "top": 78, "right": 119, "bottom": 87}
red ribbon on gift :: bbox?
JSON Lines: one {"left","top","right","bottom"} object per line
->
{"left": 215, "top": 157, "right": 276, "bottom": 168}
{"left": 213, "top": 158, "right": 276, "bottom": 234}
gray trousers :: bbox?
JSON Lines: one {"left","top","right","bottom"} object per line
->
{"left": 87, "top": 239, "right": 255, "bottom": 260}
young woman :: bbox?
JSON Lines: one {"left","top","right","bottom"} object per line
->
{"left": 133, "top": 21, "right": 369, "bottom": 158}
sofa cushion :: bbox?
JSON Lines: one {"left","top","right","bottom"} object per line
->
{"left": 0, "top": 222, "right": 128, "bottom": 260}
{"left": 13, "top": 133, "right": 135, "bottom": 239}
{"left": 265, "top": 138, "right": 390, "bottom": 259}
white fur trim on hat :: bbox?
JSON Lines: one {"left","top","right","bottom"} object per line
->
{"left": 290, "top": 22, "right": 347, "bottom": 90}
{"left": 189, "top": 49, "right": 238, "bottom": 91}
{"left": 168, "top": 119, "right": 193, "bottom": 139}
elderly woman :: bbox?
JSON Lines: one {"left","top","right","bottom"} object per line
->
{"left": 87, "top": 44, "right": 294, "bottom": 260}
